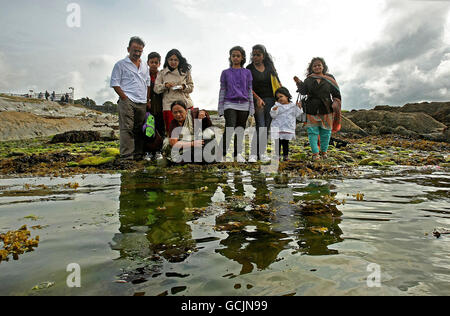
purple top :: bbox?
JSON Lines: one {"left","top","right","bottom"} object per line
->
{"left": 218, "top": 68, "right": 254, "bottom": 116}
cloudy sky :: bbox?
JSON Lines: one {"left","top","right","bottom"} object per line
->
{"left": 1, "top": 0, "right": 450, "bottom": 110}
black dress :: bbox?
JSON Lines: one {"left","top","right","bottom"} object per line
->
{"left": 297, "top": 74, "right": 341, "bottom": 115}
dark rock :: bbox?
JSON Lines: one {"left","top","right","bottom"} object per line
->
{"left": 345, "top": 110, "right": 446, "bottom": 137}
{"left": 50, "top": 131, "right": 101, "bottom": 143}
{"left": 373, "top": 105, "right": 401, "bottom": 112}
{"left": 401, "top": 102, "right": 450, "bottom": 126}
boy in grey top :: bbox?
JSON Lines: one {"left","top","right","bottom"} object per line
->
{"left": 111, "top": 36, "right": 151, "bottom": 160}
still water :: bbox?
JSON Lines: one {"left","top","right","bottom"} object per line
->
{"left": 0, "top": 167, "right": 449, "bottom": 296}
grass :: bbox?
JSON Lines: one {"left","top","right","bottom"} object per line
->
{"left": 0, "top": 94, "right": 46, "bottom": 104}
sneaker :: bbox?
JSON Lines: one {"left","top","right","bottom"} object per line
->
{"left": 144, "top": 153, "right": 153, "bottom": 162}
{"left": 248, "top": 155, "right": 258, "bottom": 163}
{"left": 155, "top": 152, "right": 163, "bottom": 160}
{"left": 236, "top": 154, "right": 246, "bottom": 163}
{"left": 312, "top": 154, "right": 320, "bottom": 161}
{"left": 260, "top": 154, "right": 271, "bottom": 163}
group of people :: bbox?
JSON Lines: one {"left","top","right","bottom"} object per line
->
{"left": 110, "top": 36, "right": 342, "bottom": 164}
{"left": 37, "top": 90, "right": 70, "bottom": 103}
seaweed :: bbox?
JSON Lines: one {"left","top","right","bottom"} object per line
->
{"left": 0, "top": 225, "right": 40, "bottom": 263}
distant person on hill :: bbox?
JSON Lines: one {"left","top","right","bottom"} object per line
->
{"left": 294, "top": 57, "right": 342, "bottom": 161}
{"left": 247, "top": 44, "right": 281, "bottom": 162}
{"left": 217, "top": 46, "right": 254, "bottom": 162}
{"left": 147, "top": 52, "right": 165, "bottom": 138}
{"left": 110, "top": 36, "right": 151, "bottom": 161}
{"left": 51, "top": 91, "right": 55, "bottom": 101}
{"left": 65, "top": 93, "right": 69, "bottom": 103}
{"left": 154, "top": 49, "right": 195, "bottom": 135}
{"left": 45, "top": 90, "right": 49, "bottom": 100}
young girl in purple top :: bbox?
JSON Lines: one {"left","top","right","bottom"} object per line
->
{"left": 217, "top": 46, "right": 254, "bottom": 162}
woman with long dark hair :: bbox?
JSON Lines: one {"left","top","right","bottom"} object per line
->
{"left": 154, "top": 49, "right": 195, "bottom": 135}
{"left": 246, "top": 44, "right": 281, "bottom": 162}
{"left": 294, "top": 57, "right": 342, "bottom": 161}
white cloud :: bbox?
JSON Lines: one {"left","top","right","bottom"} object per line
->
{"left": 1, "top": 0, "right": 450, "bottom": 109}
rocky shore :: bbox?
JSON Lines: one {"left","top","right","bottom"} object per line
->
{"left": 0, "top": 95, "right": 449, "bottom": 177}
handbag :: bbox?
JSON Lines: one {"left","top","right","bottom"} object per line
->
{"left": 271, "top": 74, "right": 282, "bottom": 96}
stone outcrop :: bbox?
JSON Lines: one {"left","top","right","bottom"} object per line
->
{"left": 374, "top": 102, "right": 450, "bottom": 127}
{"left": 344, "top": 110, "right": 448, "bottom": 142}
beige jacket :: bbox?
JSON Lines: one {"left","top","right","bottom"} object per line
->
{"left": 154, "top": 68, "right": 194, "bottom": 111}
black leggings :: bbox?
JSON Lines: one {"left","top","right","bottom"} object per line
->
{"left": 278, "top": 139, "right": 290, "bottom": 158}
{"left": 220, "top": 109, "right": 249, "bottom": 158}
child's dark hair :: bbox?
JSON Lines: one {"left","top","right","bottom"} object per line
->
{"left": 306, "top": 57, "right": 329, "bottom": 76}
{"left": 147, "top": 52, "right": 161, "bottom": 62}
{"left": 164, "top": 49, "right": 192, "bottom": 74}
{"left": 229, "top": 46, "right": 246, "bottom": 67}
{"left": 275, "top": 87, "right": 292, "bottom": 102}
{"left": 171, "top": 100, "right": 187, "bottom": 111}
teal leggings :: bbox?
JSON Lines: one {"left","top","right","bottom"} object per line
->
{"left": 307, "top": 126, "right": 332, "bottom": 154}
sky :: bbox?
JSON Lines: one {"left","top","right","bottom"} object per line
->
{"left": 1, "top": 0, "right": 450, "bottom": 110}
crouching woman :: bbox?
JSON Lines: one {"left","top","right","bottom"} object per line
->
{"left": 163, "top": 100, "right": 215, "bottom": 163}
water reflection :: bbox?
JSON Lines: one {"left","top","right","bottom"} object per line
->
{"left": 293, "top": 183, "right": 343, "bottom": 256}
{"left": 113, "top": 172, "right": 218, "bottom": 263}
{"left": 214, "top": 173, "right": 344, "bottom": 275}
{"left": 113, "top": 170, "right": 344, "bottom": 278}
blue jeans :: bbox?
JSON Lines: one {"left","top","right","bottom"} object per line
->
{"left": 307, "top": 126, "right": 332, "bottom": 154}
{"left": 251, "top": 97, "right": 275, "bottom": 157}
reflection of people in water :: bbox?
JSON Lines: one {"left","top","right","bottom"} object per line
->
{"left": 293, "top": 183, "right": 344, "bottom": 256}
{"left": 114, "top": 172, "right": 219, "bottom": 263}
{"left": 216, "top": 227, "right": 291, "bottom": 275}
{"left": 215, "top": 172, "right": 291, "bottom": 275}
{"left": 114, "top": 173, "right": 196, "bottom": 263}
{"left": 215, "top": 178, "right": 344, "bottom": 274}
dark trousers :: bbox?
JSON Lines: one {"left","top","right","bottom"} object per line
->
{"left": 219, "top": 109, "right": 249, "bottom": 158}
{"left": 251, "top": 97, "right": 275, "bottom": 158}
{"left": 278, "top": 139, "right": 290, "bottom": 158}
{"left": 153, "top": 112, "right": 166, "bottom": 138}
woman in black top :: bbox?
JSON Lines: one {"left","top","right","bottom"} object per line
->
{"left": 246, "top": 44, "right": 281, "bottom": 162}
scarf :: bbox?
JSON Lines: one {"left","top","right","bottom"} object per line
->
{"left": 308, "top": 73, "right": 342, "bottom": 133}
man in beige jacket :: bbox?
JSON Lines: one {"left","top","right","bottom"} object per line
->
{"left": 111, "top": 36, "right": 151, "bottom": 160}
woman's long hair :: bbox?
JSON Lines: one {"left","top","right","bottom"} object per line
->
{"left": 250, "top": 44, "right": 279, "bottom": 80}
{"left": 164, "top": 49, "right": 192, "bottom": 74}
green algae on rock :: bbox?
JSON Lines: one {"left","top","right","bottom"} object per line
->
{"left": 79, "top": 156, "right": 116, "bottom": 167}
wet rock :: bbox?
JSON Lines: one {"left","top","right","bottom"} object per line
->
{"left": 50, "top": 131, "right": 101, "bottom": 143}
